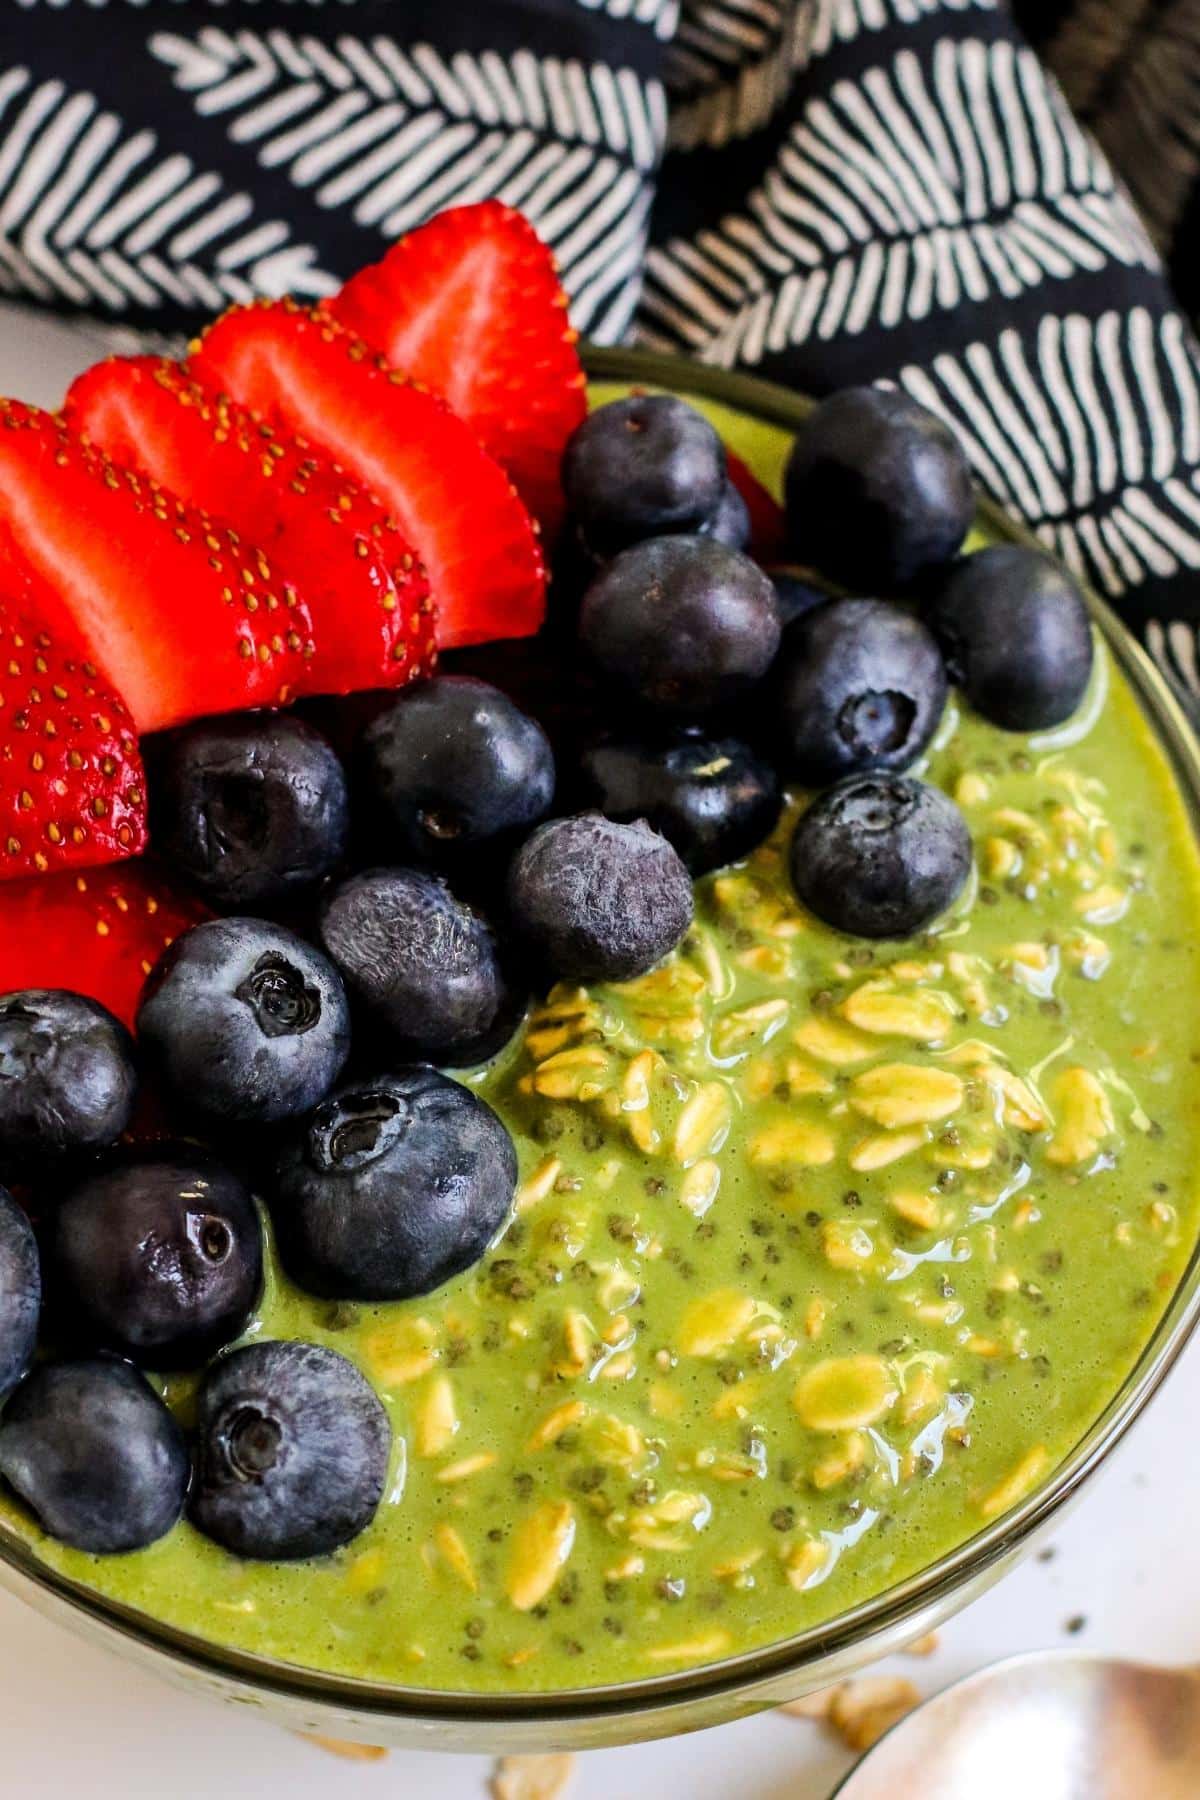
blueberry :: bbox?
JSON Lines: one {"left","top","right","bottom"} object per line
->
{"left": 700, "top": 478, "right": 751, "bottom": 551}
{"left": 508, "top": 812, "right": 693, "bottom": 983}
{"left": 148, "top": 713, "right": 348, "bottom": 910}
{"left": 580, "top": 537, "right": 781, "bottom": 719}
{"left": 554, "top": 477, "right": 748, "bottom": 622}
{"left": 137, "top": 919, "right": 350, "bottom": 1125}
{"left": 190, "top": 1340, "right": 389, "bottom": 1560}
{"left": 0, "top": 990, "right": 136, "bottom": 1178}
{"left": 441, "top": 638, "right": 607, "bottom": 774}
{"left": 52, "top": 1151, "right": 262, "bottom": 1369}
{"left": 785, "top": 388, "right": 973, "bottom": 590}
{"left": 0, "top": 1358, "right": 188, "bottom": 1552}
{"left": 773, "top": 599, "right": 948, "bottom": 785}
{"left": 357, "top": 677, "right": 555, "bottom": 867}
{"left": 925, "top": 546, "right": 1094, "bottom": 730}
{"left": 268, "top": 1068, "right": 517, "bottom": 1302}
{"left": 563, "top": 395, "right": 726, "bottom": 557}
{"left": 319, "top": 869, "right": 520, "bottom": 1066}
{"left": 769, "top": 570, "right": 829, "bottom": 630}
{"left": 790, "top": 775, "right": 972, "bottom": 939}
{"left": 0, "top": 1189, "right": 39, "bottom": 1400}
{"left": 578, "top": 734, "right": 780, "bottom": 875}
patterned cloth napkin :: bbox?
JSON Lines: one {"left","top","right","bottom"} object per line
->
{"left": 3, "top": 1, "right": 1199, "bottom": 694}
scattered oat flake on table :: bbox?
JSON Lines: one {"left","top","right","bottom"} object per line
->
{"left": 490, "top": 1753, "right": 576, "bottom": 1800}
{"left": 779, "top": 1685, "right": 840, "bottom": 1720}
{"left": 298, "top": 1732, "right": 389, "bottom": 1762}
{"left": 905, "top": 1632, "right": 941, "bottom": 1657}
{"left": 829, "top": 1676, "right": 921, "bottom": 1751}
{"left": 780, "top": 1674, "right": 922, "bottom": 1750}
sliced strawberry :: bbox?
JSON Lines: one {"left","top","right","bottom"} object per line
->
{"left": 331, "top": 201, "right": 586, "bottom": 538}
{"left": 0, "top": 859, "right": 207, "bottom": 1028}
{"left": 0, "top": 400, "right": 315, "bottom": 733}
{"left": 725, "top": 450, "right": 788, "bottom": 564}
{"left": 65, "top": 358, "right": 436, "bottom": 696}
{"left": 0, "top": 598, "right": 147, "bottom": 882}
{"left": 191, "top": 301, "right": 546, "bottom": 651}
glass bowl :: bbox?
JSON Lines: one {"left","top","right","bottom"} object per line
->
{"left": 2, "top": 347, "right": 1199, "bottom": 1753}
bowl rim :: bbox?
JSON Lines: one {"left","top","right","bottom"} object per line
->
{"left": 4, "top": 344, "right": 1200, "bottom": 1729}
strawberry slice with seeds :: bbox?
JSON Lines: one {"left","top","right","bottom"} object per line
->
{"left": 191, "top": 301, "right": 546, "bottom": 651}
{"left": 0, "top": 599, "right": 147, "bottom": 882}
{"left": 0, "top": 860, "right": 208, "bottom": 1028}
{"left": 0, "top": 401, "right": 315, "bottom": 733}
{"left": 66, "top": 358, "right": 436, "bottom": 697}
{"left": 331, "top": 201, "right": 586, "bottom": 538}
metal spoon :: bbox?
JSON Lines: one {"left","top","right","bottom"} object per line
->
{"left": 832, "top": 1648, "right": 1200, "bottom": 1800}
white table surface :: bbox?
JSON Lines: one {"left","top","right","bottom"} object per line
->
{"left": 0, "top": 299, "right": 1196, "bottom": 1800}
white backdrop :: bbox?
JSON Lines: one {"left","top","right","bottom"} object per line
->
{"left": 0, "top": 300, "right": 1195, "bottom": 1800}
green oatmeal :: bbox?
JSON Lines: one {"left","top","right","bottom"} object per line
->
{"left": 5, "top": 395, "right": 1200, "bottom": 1694}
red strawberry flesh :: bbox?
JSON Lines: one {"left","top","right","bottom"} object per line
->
{"left": 0, "top": 599, "right": 147, "bottom": 881}
{"left": 0, "top": 401, "right": 315, "bottom": 734}
{"left": 65, "top": 358, "right": 436, "bottom": 697}
{"left": 191, "top": 301, "right": 546, "bottom": 651}
{"left": 0, "top": 860, "right": 208, "bottom": 1028}
{"left": 331, "top": 201, "right": 586, "bottom": 538}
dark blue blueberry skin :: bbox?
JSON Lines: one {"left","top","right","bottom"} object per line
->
{"left": 0, "top": 1358, "right": 189, "bottom": 1552}
{"left": 52, "top": 1151, "right": 263, "bottom": 1369}
{"left": 578, "top": 734, "right": 781, "bottom": 875}
{"left": 555, "top": 475, "right": 748, "bottom": 620}
{"left": 0, "top": 990, "right": 137, "bottom": 1178}
{"left": 769, "top": 570, "right": 830, "bottom": 630}
{"left": 790, "top": 774, "right": 973, "bottom": 939}
{"left": 189, "top": 1340, "right": 389, "bottom": 1560}
{"left": 785, "top": 388, "right": 974, "bottom": 591}
{"left": 0, "top": 1188, "right": 39, "bottom": 1400}
{"left": 268, "top": 1067, "right": 517, "bottom": 1302}
{"left": 357, "top": 676, "right": 555, "bottom": 869}
{"left": 508, "top": 812, "right": 694, "bottom": 984}
{"left": 440, "top": 637, "right": 608, "bottom": 779}
{"left": 700, "top": 477, "right": 751, "bottom": 552}
{"left": 773, "top": 598, "right": 948, "bottom": 786}
{"left": 319, "top": 869, "right": 521, "bottom": 1066}
{"left": 137, "top": 919, "right": 351, "bottom": 1125}
{"left": 580, "top": 536, "right": 782, "bottom": 719}
{"left": 148, "top": 713, "right": 349, "bottom": 910}
{"left": 925, "top": 546, "right": 1094, "bottom": 730}
{"left": 563, "top": 394, "right": 726, "bottom": 557}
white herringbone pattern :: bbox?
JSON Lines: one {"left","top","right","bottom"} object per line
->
{"left": 641, "top": 39, "right": 1156, "bottom": 358}
{"left": 0, "top": 64, "right": 335, "bottom": 316}
{"left": 150, "top": 27, "right": 670, "bottom": 338}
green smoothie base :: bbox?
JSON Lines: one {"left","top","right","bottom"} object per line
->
{"left": 5, "top": 393, "right": 1200, "bottom": 1696}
